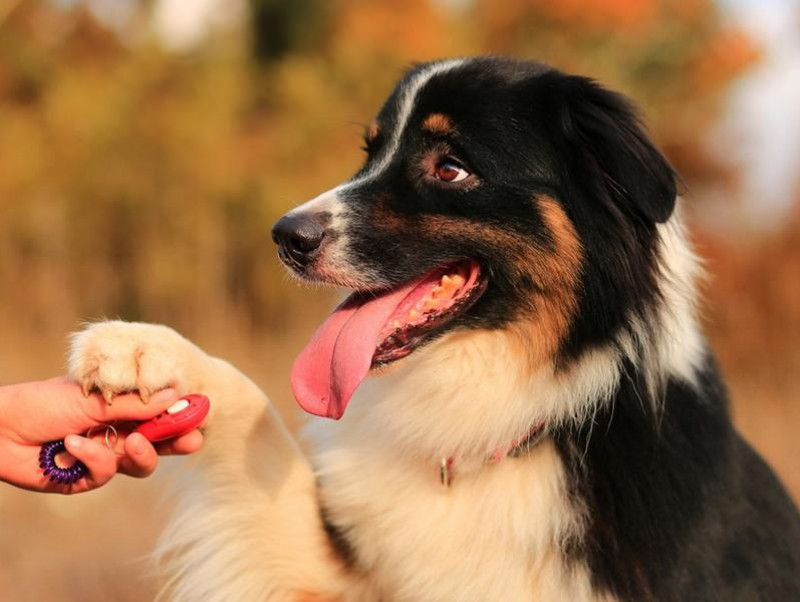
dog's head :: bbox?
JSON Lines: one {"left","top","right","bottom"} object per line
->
{"left": 273, "top": 57, "right": 677, "bottom": 419}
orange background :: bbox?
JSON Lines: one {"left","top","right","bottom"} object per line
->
{"left": 0, "top": 1, "right": 797, "bottom": 599}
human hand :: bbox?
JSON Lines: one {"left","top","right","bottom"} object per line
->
{"left": 0, "top": 377, "right": 205, "bottom": 494}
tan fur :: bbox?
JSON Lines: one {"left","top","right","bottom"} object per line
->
{"left": 365, "top": 120, "right": 380, "bottom": 143}
{"left": 510, "top": 196, "right": 583, "bottom": 370}
{"left": 374, "top": 194, "right": 583, "bottom": 370}
{"left": 421, "top": 112, "right": 454, "bottom": 135}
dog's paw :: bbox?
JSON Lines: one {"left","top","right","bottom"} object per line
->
{"left": 68, "top": 321, "right": 210, "bottom": 404}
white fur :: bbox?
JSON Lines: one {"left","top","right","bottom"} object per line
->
{"left": 654, "top": 206, "right": 705, "bottom": 384}
{"left": 69, "top": 322, "right": 352, "bottom": 601}
{"left": 612, "top": 201, "right": 704, "bottom": 410}
{"left": 66, "top": 208, "right": 701, "bottom": 601}
{"left": 343, "top": 59, "right": 465, "bottom": 190}
{"left": 308, "top": 331, "right": 612, "bottom": 600}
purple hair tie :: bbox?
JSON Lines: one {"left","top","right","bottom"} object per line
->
{"left": 39, "top": 439, "right": 89, "bottom": 485}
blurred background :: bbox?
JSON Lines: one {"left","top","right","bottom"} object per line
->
{"left": 0, "top": 0, "right": 798, "bottom": 599}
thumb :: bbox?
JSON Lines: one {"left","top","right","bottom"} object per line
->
{"left": 118, "top": 433, "right": 159, "bottom": 479}
{"left": 63, "top": 434, "right": 118, "bottom": 489}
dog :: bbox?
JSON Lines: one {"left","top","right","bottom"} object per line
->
{"left": 68, "top": 57, "right": 800, "bottom": 601}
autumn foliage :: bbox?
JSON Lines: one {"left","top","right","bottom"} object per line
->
{"left": 0, "top": 0, "right": 759, "bottom": 342}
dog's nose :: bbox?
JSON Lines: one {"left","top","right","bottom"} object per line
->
{"left": 271, "top": 212, "right": 328, "bottom": 267}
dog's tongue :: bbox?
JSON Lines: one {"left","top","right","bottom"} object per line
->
{"left": 291, "top": 281, "right": 419, "bottom": 419}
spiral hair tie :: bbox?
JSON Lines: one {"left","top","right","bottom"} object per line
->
{"left": 38, "top": 440, "right": 89, "bottom": 485}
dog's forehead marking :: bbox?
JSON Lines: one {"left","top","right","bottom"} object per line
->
{"left": 422, "top": 113, "right": 454, "bottom": 135}
{"left": 340, "top": 59, "right": 465, "bottom": 192}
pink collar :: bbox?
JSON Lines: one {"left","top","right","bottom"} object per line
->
{"left": 438, "top": 422, "right": 548, "bottom": 487}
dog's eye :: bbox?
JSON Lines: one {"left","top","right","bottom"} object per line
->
{"left": 434, "top": 160, "right": 470, "bottom": 183}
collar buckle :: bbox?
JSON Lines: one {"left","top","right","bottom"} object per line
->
{"left": 440, "top": 457, "right": 453, "bottom": 487}
{"left": 438, "top": 423, "right": 547, "bottom": 488}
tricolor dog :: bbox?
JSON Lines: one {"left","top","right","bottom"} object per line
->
{"left": 69, "top": 57, "right": 800, "bottom": 601}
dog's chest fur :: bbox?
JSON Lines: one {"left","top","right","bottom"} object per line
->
{"left": 315, "top": 439, "right": 609, "bottom": 601}
{"left": 309, "top": 336, "right": 617, "bottom": 602}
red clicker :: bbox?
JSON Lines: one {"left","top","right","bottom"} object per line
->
{"left": 134, "top": 394, "right": 210, "bottom": 442}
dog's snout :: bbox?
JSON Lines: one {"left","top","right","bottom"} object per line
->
{"left": 271, "top": 212, "right": 329, "bottom": 267}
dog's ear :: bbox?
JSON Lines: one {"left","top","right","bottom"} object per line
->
{"left": 553, "top": 75, "right": 677, "bottom": 224}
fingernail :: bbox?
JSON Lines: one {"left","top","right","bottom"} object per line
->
{"left": 65, "top": 434, "right": 83, "bottom": 449}
{"left": 129, "top": 433, "right": 146, "bottom": 455}
{"left": 151, "top": 388, "right": 177, "bottom": 405}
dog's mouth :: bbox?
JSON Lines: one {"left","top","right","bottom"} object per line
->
{"left": 373, "top": 261, "right": 486, "bottom": 365}
{"left": 291, "top": 259, "right": 486, "bottom": 419}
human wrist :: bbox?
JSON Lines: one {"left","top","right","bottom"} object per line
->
{"left": 0, "top": 383, "right": 20, "bottom": 438}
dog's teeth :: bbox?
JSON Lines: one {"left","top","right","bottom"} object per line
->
{"left": 440, "top": 274, "right": 464, "bottom": 295}
{"left": 431, "top": 285, "right": 446, "bottom": 299}
{"left": 408, "top": 309, "right": 422, "bottom": 322}
{"left": 423, "top": 298, "right": 440, "bottom": 311}
{"left": 389, "top": 320, "right": 401, "bottom": 331}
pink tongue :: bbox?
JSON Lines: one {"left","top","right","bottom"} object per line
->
{"left": 291, "top": 280, "right": 420, "bottom": 419}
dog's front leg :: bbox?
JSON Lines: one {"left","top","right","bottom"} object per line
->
{"left": 69, "top": 321, "right": 356, "bottom": 601}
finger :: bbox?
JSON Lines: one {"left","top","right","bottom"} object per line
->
{"left": 85, "top": 388, "right": 180, "bottom": 423}
{"left": 153, "top": 429, "right": 205, "bottom": 456}
{"left": 63, "top": 434, "right": 118, "bottom": 489}
{"left": 118, "top": 432, "right": 159, "bottom": 478}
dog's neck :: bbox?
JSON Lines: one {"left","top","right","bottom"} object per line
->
{"left": 343, "top": 215, "right": 703, "bottom": 463}
{"left": 314, "top": 211, "right": 704, "bottom": 477}
{"left": 345, "top": 329, "right": 618, "bottom": 466}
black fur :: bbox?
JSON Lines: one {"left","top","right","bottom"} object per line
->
{"left": 556, "top": 356, "right": 800, "bottom": 601}
{"left": 319, "top": 495, "right": 359, "bottom": 571}
{"left": 276, "top": 56, "right": 800, "bottom": 600}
